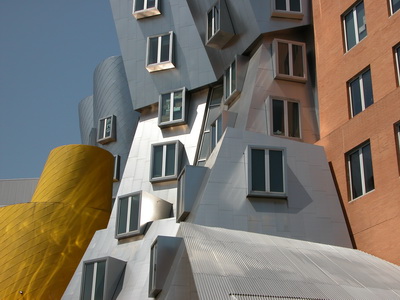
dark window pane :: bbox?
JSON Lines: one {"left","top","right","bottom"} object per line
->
{"left": 161, "top": 94, "right": 171, "bottom": 122}
{"left": 345, "top": 11, "right": 356, "bottom": 50}
{"left": 94, "top": 261, "right": 105, "bottom": 300}
{"left": 129, "top": 195, "right": 140, "bottom": 232}
{"left": 224, "top": 68, "right": 231, "bottom": 98}
{"left": 272, "top": 100, "right": 284, "bottom": 135}
{"left": 117, "top": 197, "right": 128, "bottom": 234}
{"left": 350, "top": 78, "right": 362, "bottom": 116}
{"left": 292, "top": 44, "right": 304, "bottom": 77}
{"left": 356, "top": 2, "right": 367, "bottom": 41}
{"left": 393, "top": 0, "right": 400, "bottom": 13}
{"left": 160, "top": 34, "right": 170, "bottom": 62}
{"left": 173, "top": 91, "right": 183, "bottom": 120}
{"left": 231, "top": 61, "right": 236, "bottom": 93}
{"left": 211, "top": 125, "right": 216, "bottom": 150}
{"left": 362, "top": 144, "right": 374, "bottom": 193}
{"left": 165, "top": 144, "right": 176, "bottom": 176}
{"left": 199, "top": 132, "right": 210, "bottom": 161}
{"left": 269, "top": 150, "right": 284, "bottom": 193}
{"left": 82, "top": 263, "right": 94, "bottom": 300}
{"left": 135, "top": 0, "right": 144, "bottom": 11}
{"left": 99, "top": 119, "right": 105, "bottom": 139}
{"left": 147, "top": 0, "right": 156, "bottom": 9}
{"left": 362, "top": 70, "right": 373, "bottom": 109}
{"left": 148, "top": 37, "right": 158, "bottom": 64}
{"left": 105, "top": 117, "right": 112, "bottom": 138}
{"left": 207, "top": 10, "right": 213, "bottom": 39}
{"left": 210, "top": 85, "right": 223, "bottom": 106}
{"left": 216, "top": 116, "right": 222, "bottom": 141}
{"left": 214, "top": 6, "right": 220, "bottom": 33}
{"left": 350, "top": 150, "right": 363, "bottom": 199}
{"left": 288, "top": 102, "right": 300, "bottom": 138}
{"left": 152, "top": 145, "right": 163, "bottom": 178}
{"left": 251, "top": 149, "right": 266, "bottom": 191}
{"left": 275, "top": 0, "right": 286, "bottom": 10}
{"left": 289, "top": 0, "right": 301, "bottom": 12}
{"left": 278, "top": 42, "right": 290, "bottom": 75}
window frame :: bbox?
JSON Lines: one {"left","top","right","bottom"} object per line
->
{"left": 158, "top": 88, "right": 187, "bottom": 128}
{"left": 146, "top": 31, "right": 174, "bottom": 72}
{"left": 81, "top": 259, "right": 107, "bottom": 300}
{"left": 389, "top": 0, "right": 400, "bottom": 15}
{"left": 395, "top": 122, "right": 400, "bottom": 173}
{"left": 347, "top": 142, "right": 375, "bottom": 201}
{"left": 348, "top": 67, "right": 373, "bottom": 117}
{"left": 207, "top": 2, "right": 220, "bottom": 42}
{"left": 247, "top": 146, "right": 287, "bottom": 198}
{"left": 210, "top": 114, "right": 223, "bottom": 151}
{"left": 224, "top": 59, "right": 237, "bottom": 102}
{"left": 113, "top": 155, "right": 120, "bottom": 182}
{"left": 273, "top": 39, "right": 307, "bottom": 83}
{"left": 150, "top": 140, "right": 182, "bottom": 182}
{"left": 271, "top": 0, "right": 304, "bottom": 19}
{"left": 115, "top": 192, "right": 141, "bottom": 239}
{"left": 395, "top": 44, "right": 400, "bottom": 86}
{"left": 270, "top": 98, "right": 301, "bottom": 139}
{"left": 97, "top": 115, "right": 116, "bottom": 145}
{"left": 343, "top": 1, "right": 367, "bottom": 51}
{"left": 132, "top": 0, "right": 161, "bottom": 19}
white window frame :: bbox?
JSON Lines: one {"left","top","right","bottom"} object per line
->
{"left": 349, "top": 68, "right": 373, "bottom": 117}
{"left": 81, "top": 259, "right": 106, "bottom": 300}
{"left": 270, "top": 98, "right": 301, "bottom": 138}
{"left": 97, "top": 115, "right": 116, "bottom": 144}
{"left": 347, "top": 142, "right": 375, "bottom": 200}
{"left": 224, "top": 60, "right": 236, "bottom": 100}
{"left": 210, "top": 114, "right": 223, "bottom": 151}
{"left": 150, "top": 141, "right": 181, "bottom": 182}
{"left": 132, "top": 0, "right": 161, "bottom": 19}
{"left": 395, "top": 44, "right": 400, "bottom": 86}
{"left": 273, "top": 39, "right": 307, "bottom": 82}
{"left": 343, "top": 1, "right": 367, "bottom": 51}
{"left": 149, "top": 240, "right": 158, "bottom": 296}
{"left": 158, "top": 88, "right": 186, "bottom": 127}
{"left": 247, "top": 146, "right": 287, "bottom": 198}
{"left": 207, "top": 3, "right": 220, "bottom": 41}
{"left": 146, "top": 31, "right": 174, "bottom": 72}
{"left": 389, "top": 0, "right": 400, "bottom": 15}
{"left": 272, "top": 0, "right": 303, "bottom": 19}
{"left": 115, "top": 192, "right": 141, "bottom": 239}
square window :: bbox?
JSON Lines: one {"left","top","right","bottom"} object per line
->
{"left": 248, "top": 147, "right": 286, "bottom": 198}
{"left": 347, "top": 142, "right": 375, "bottom": 200}
{"left": 343, "top": 1, "right": 367, "bottom": 51}
{"left": 395, "top": 45, "right": 400, "bottom": 86}
{"left": 205, "top": 0, "right": 235, "bottom": 49}
{"left": 390, "top": 0, "right": 400, "bottom": 15}
{"left": 132, "top": 0, "right": 161, "bottom": 19}
{"left": 97, "top": 115, "right": 116, "bottom": 145}
{"left": 150, "top": 141, "right": 182, "bottom": 182}
{"left": 271, "top": 99, "right": 300, "bottom": 138}
{"left": 113, "top": 155, "right": 120, "bottom": 182}
{"left": 273, "top": 39, "right": 307, "bottom": 82}
{"left": 349, "top": 68, "right": 373, "bottom": 117}
{"left": 158, "top": 88, "right": 186, "bottom": 127}
{"left": 272, "top": 0, "right": 303, "bottom": 19}
{"left": 116, "top": 193, "right": 140, "bottom": 238}
{"left": 146, "top": 32, "right": 174, "bottom": 72}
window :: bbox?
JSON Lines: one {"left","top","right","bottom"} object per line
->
{"left": 149, "top": 240, "right": 158, "bottom": 297}
{"left": 347, "top": 142, "right": 374, "bottom": 200}
{"left": 274, "top": 39, "right": 307, "bottom": 82}
{"left": 132, "top": 0, "right": 160, "bottom": 19}
{"left": 150, "top": 141, "right": 182, "bottom": 182}
{"left": 349, "top": 68, "right": 373, "bottom": 117}
{"left": 271, "top": 99, "right": 300, "bottom": 138}
{"left": 211, "top": 115, "right": 222, "bottom": 150}
{"left": 205, "top": 0, "right": 235, "bottom": 49}
{"left": 395, "top": 122, "right": 400, "bottom": 171}
{"left": 390, "top": 0, "right": 400, "bottom": 15}
{"left": 395, "top": 45, "right": 400, "bottom": 85}
{"left": 146, "top": 32, "right": 174, "bottom": 72}
{"left": 158, "top": 88, "right": 186, "bottom": 127}
{"left": 97, "top": 115, "right": 116, "bottom": 144}
{"left": 116, "top": 193, "right": 140, "bottom": 238}
{"left": 113, "top": 155, "right": 120, "bottom": 182}
{"left": 207, "top": 3, "right": 220, "bottom": 41}
{"left": 343, "top": 1, "right": 367, "bottom": 51}
{"left": 224, "top": 60, "right": 236, "bottom": 100}
{"left": 248, "top": 147, "right": 286, "bottom": 197}
{"left": 272, "top": 0, "right": 303, "bottom": 19}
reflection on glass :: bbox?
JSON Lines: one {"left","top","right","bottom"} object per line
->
{"left": 148, "top": 37, "right": 158, "bottom": 64}
{"left": 173, "top": 91, "right": 183, "bottom": 120}
{"left": 94, "top": 261, "right": 105, "bottom": 300}
{"left": 117, "top": 197, "right": 128, "bottom": 234}
{"left": 278, "top": 42, "right": 290, "bottom": 75}
{"left": 292, "top": 44, "right": 304, "bottom": 77}
{"left": 161, "top": 34, "right": 170, "bottom": 62}
{"left": 165, "top": 144, "right": 176, "bottom": 176}
{"left": 129, "top": 195, "right": 140, "bottom": 232}
{"left": 288, "top": 102, "right": 300, "bottom": 137}
{"left": 152, "top": 146, "right": 163, "bottom": 178}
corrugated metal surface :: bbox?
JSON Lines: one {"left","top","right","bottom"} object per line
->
{"left": 180, "top": 223, "right": 400, "bottom": 300}
{"left": 0, "top": 178, "right": 38, "bottom": 206}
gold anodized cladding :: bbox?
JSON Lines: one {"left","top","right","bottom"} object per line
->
{"left": 0, "top": 145, "right": 113, "bottom": 300}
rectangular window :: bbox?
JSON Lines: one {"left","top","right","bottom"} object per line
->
{"left": 158, "top": 88, "right": 186, "bottom": 127}
{"left": 274, "top": 39, "right": 307, "bottom": 82}
{"left": 395, "top": 45, "right": 400, "bottom": 85}
{"left": 116, "top": 193, "right": 140, "bottom": 238}
{"left": 205, "top": 0, "right": 235, "bottom": 49}
{"left": 146, "top": 32, "right": 174, "bottom": 72}
{"left": 390, "top": 0, "right": 400, "bottom": 15}
{"left": 272, "top": 0, "right": 303, "bottom": 19}
{"left": 348, "top": 142, "right": 374, "bottom": 200}
{"left": 396, "top": 122, "right": 400, "bottom": 171}
{"left": 149, "top": 240, "right": 158, "bottom": 296}
{"left": 224, "top": 60, "right": 236, "bottom": 100}
{"left": 211, "top": 115, "right": 223, "bottom": 150}
{"left": 349, "top": 68, "right": 373, "bottom": 117}
{"left": 151, "top": 141, "right": 182, "bottom": 182}
{"left": 207, "top": 3, "right": 220, "bottom": 41}
{"left": 113, "top": 155, "right": 120, "bottom": 182}
{"left": 97, "top": 115, "right": 116, "bottom": 144}
{"left": 248, "top": 147, "right": 286, "bottom": 197}
{"left": 132, "top": 0, "right": 160, "bottom": 19}
{"left": 343, "top": 1, "right": 367, "bottom": 51}
{"left": 271, "top": 99, "right": 300, "bottom": 138}
{"left": 81, "top": 260, "right": 106, "bottom": 300}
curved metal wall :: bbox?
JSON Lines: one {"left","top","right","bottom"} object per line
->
{"left": 78, "top": 95, "right": 94, "bottom": 146}
{"left": 0, "top": 145, "right": 113, "bottom": 299}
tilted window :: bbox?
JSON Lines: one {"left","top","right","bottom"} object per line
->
{"left": 151, "top": 141, "right": 182, "bottom": 182}
{"left": 113, "top": 155, "right": 120, "bottom": 182}
{"left": 271, "top": 99, "right": 300, "bottom": 138}
{"left": 146, "top": 32, "right": 174, "bottom": 72}
{"left": 211, "top": 114, "right": 222, "bottom": 150}
{"left": 133, "top": 0, "right": 161, "bottom": 19}
{"left": 158, "top": 88, "right": 186, "bottom": 127}
{"left": 272, "top": 0, "right": 303, "bottom": 19}
{"left": 116, "top": 193, "right": 140, "bottom": 238}
{"left": 205, "top": 0, "right": 235, "bottom": 49}
{"left": 224, "top": 60, "right": 236, "bottom": 100}
{"left": 97, "top": 115, "right": 116, "bottom": 144}
{"left": 390, "top": 0, "right": 400, "bottom": 15}
{"left": 207, "top": 3, "right": 220, "bottom": 41}
{"left": 396, "top": 122, "right": 400, "bottom": 171}
{"left": 395, "top": 44, "right": 400, "bottom": 85}
{"left": 248, "top": 147, "right": 286, "bottom": 198}
{"left": 349, "top": 68, "right": 373, "bottom": 117}
{"left": 274, "top": 39, "right": 307, "bottom": 82}
{"left": 347, "top": 142, "right": 374, "bottom": 200}
{"left": 343, "top": 1, "right": 367, "bottom": 51}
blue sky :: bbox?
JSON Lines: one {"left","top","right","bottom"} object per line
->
{"left": 0, "top": 0, "right": 121, "bottom": 179}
